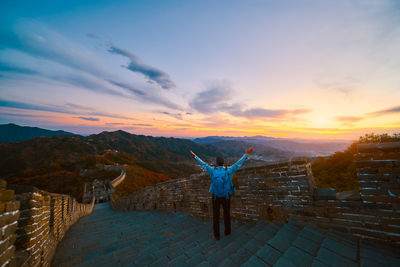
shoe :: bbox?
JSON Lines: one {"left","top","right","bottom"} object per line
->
{"left": 224, "top": 231, "right": 231, "bottom": 236}
{"left": 215, "top": 235, "right": 220, "bottom": 240}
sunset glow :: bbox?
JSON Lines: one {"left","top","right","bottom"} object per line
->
{"left": 1, "top": 0, "right": 399, "bottom": 140}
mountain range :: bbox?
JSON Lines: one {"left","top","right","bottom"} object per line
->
{"left": 0, "top": 123, "right": 73, "bottom": 143}
{"left": 0, "top": 123, "right": 352, "bottom": 199}
{"left": 194, "top": 136, "right": 352, "bottom": 158}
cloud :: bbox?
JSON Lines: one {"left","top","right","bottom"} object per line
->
{"left": 108, "top": 45, "right": 175, "bottom": 90}
{"left": 107, "top": 79, "right": 180, "bottom": 110}
{"left": 65, "top": 103, "right": 93, "bottom": 111}
{"left": 133, "top": 123, "right": 153, "bottom": 127}
{"left": 368, "top": 105, "right": 400, "bottom": 116}
{"left": 75, "top": 116, "right": 99, "bottom": 121}
{"left": 0, "top": 21, "right": 181, "bottom": 110}
{"left": 0, "top": 60, "right": 128, "bottom": 98}
{"left": 0, "top": 99, "right": 134, "bottom": 120}
{"left": 106, "top": 80, "right": 146, "bottom": 96}
{"left": 0, "top": 61, "right": 39, "bottom": 75}
{"left": 0, "top": 61, "right": 179, "bottom": 110}
{"left": 230, "top": 107, "right": 311, "bottom": 119}
{"left": 189, "top": 82, "right": 233, "bottom": 113}
{"left": 86, "top": 33, "right": 101, "bottom": 40}
{"left": 190, "top": 82, "right": 311, "bottom": 119}
{"left": 314, "top": 75, "right": 359, "bottom": 95}
{"left": 105, "top": 122, "right": 126, "bottom": 126}
{"left": 0, "top": 99, "right": 77, "bottom": 115}
{"left": 160, "top": 111, "right": 183, "bottom": 120}
{"left": 0, "top": 112, "right": 51, "bottom": 118}
{"left": 85, "top": 112, "right": 133, "bottom": 120}
{"left": 0, "top": 19, "right": 108, "bottom": 77}
{"left": 335, "top": 116, "right": 363, "bottom": 122}
{"left": 51, "top": 73, "right": 127, "bottom": 97}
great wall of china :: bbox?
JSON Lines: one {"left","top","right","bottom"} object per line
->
{"left": 111, "top": 142, "right": 400, "bottom": 245}
{"left": 0, "top": 142, "right": 399, "bottom": 266}
{"left": 0, "top": 166, "right": 126, "bottom": 266}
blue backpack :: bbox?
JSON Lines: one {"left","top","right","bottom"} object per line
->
{"left": 212, "top": 167, "right": 232, "bottom": 198}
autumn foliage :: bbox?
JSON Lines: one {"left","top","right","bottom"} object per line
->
{"left": 113, "top": 165, "right": 170, "bottom": 200}
{"left": 312, "top": 133, "right": 400, "bottom": 192}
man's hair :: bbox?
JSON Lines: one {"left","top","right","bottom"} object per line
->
{"left": 216, "top": 156, "right": 224, "bottom": 166}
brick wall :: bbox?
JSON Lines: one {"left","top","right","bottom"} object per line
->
{"left": 110, "top": 159, "right": 315, "bottom": 222}
{"left": 0, "top": 180, "right": 19, "bottom": 267}
{"left": 289, "top": 142, "right": 400, "bottom": 245}
{"left": 111, "top": 144, "right": 400, "bottom": 246}
{"left": 110, "top": 166, "right": 126, "bottom": 188}
{"left": 0, "top": 180, "right": 95, "bottom": 267}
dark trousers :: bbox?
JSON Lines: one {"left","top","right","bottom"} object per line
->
{"left": 212, "top": 195, "right": 231, "bottom": 238}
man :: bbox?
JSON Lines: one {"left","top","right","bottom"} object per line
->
{"left": 190, "top": 147, "right": 254, "bottom": 240}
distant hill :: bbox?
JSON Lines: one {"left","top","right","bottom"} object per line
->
{"left": 0, "top": 126, "right": 352, "bottom": 200}
{"left": 0, "top": 129, "right": 257, "bottom": 199}
{"left": 0, "top": 123, "right": 74, "bottom": 143}
{"left": 90, "top": 130, "right": 223, "bottom": 162}
{"left": 194, "top": 136, "right": 352, "bottom": 158}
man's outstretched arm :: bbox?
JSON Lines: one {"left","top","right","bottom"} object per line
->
{"left": 190, "top": 150, "right": 213, "bottom": 176}
{"left": 228, "top": 147, "right": 254, "bottom": 175}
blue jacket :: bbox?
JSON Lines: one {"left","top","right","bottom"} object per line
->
{"left": 194, "top": 154, "right": 248, "bottom": 196}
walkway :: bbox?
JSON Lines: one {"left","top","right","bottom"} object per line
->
{"left": 52, "top": 203, "right": 400, "bottom": 266}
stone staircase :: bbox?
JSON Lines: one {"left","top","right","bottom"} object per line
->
{"left": 52, "top": 203, "right": 400, "bottom": 267}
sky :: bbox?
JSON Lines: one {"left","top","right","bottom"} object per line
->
{"left": 0, "top": 0, "right": 399, "bottom": 140}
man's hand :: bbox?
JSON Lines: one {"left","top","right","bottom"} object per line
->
{"left": 246, "top": 147, "right": 254, "bottom": 155}
{"left": 190, "top": 150, "right": 197, "bottom": 158}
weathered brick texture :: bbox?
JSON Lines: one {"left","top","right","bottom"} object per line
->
{"left": 110, "top": 160, "right": 314, "bottom": 222}
{"left": 14, "top": 191, "right": 94, "bottom": 267}
{"left": 0, "top": 180, "right": 95, "bottom": 267}
{"left": 111, "top": 144, "right": 400, "bottom": 246}
{"left": 0, "top": 180, "right": 19, "bottom": 267}
{"left": 0, "top": 165, "right": 128, "bottom": 267}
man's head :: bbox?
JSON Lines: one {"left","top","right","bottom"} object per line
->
{"left": 216, "top": 156, "right": 224, "bottom": 166}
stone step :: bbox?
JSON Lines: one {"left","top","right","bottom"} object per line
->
{"left": 52, "top": 205, "right": 400, "bottom": 267}
{"left": 241, "top": 221, "right": 303, "bottom": 266}
{"left": 197, "top": 222, "right": 281, "bottom": 266}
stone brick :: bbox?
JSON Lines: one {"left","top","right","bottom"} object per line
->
{"left": 321, "top": 237, "right": 357, "bottom": 261}
{"left": 19, "top": 209, "right": 40, "bottom": 219}
{"left": 316, "top": 247, "right": 357, "bottom": 267}
{"left": 241, "top": 255, "right": 267, "bottom": 267}
{"left": 0, "top": 212, "right": 19, "bottom": 228}
{"left": 267, "top": 226, "right": 299, "bottom": 253}
{"left": 311, "top": 259, "right": 330, "bottom": 266}
{"left": 292, "top": 236, "right": 320, "bottom": 256}
{"left": 0, "top": 245, "right": 15, "bottom": 266}
{"left": 0, "top": 190, "right": 15, "bottom": 202}
{"left": 2, "top": 222, "right": 18, "bottom": 239}
{"left": 0, "top": 180, "right": 6, "bottom": 190}
{"left": 282, "top": 246, "right": 314, "bottom": 266}
{"left": 255, "top": 245, "right": 281, "bottom": 265}
{"left": 0, "top": 234, "right": 12, "bottom": 253}
{"left": 274, "top": 256, "right": 297, "bottom": 267}
{"left": 5, "top": 201, "right": 19, "bottom": 212}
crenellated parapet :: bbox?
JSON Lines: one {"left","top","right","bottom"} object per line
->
{"left": 111, "top": 144, "right": 400, "bottom": 246}
{"left": 82, "top": 165, "right": 126, "bottom": 204}
{"left": 110, "top": 166, "right": 126, "bottom": 188}
{"left": 0, "top": 180, "right": 20, "bottom": 267}
{"left": 0, "top": 181, "right": 94, "bottom": 267}
{"left": 110, "top": 159, "right": 315, "bottom": 221}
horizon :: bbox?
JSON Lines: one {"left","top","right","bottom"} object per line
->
{"left": 1, "top": 0, "right": 399, "bottom": 140}
{"left": 1, "top": 122, "right": 356, "bottom": 142}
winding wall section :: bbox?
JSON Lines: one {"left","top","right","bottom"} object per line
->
{"left": 0, "top": 182, "right": 95, "bottom": 267}
{"left": 111, "top": 143, "right": 400, "bottom": 246}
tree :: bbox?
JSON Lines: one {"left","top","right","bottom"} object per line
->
{"left": 312, "top": 133, "right": 399, "bottom": 191}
